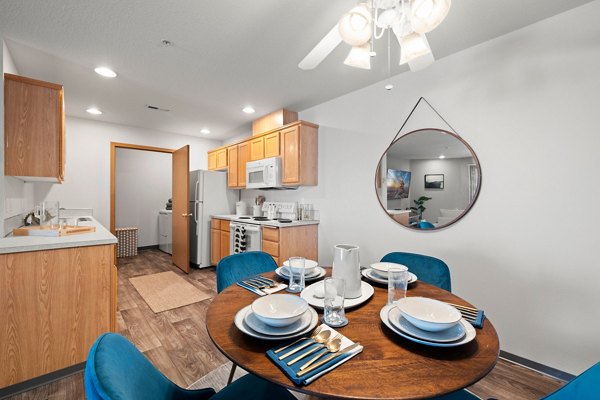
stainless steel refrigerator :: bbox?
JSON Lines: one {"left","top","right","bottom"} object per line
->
{"left": 189, "top": 170, "right": 237, "bottom": 268}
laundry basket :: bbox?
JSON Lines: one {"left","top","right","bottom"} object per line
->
{"left": 116, "top": 227, "right": 138, "bottom": 258}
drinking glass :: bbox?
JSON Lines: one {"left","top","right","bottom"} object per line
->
{"left": 286, "top": 257, "right": 306, "bottom": 293}
{"left": 323, "top": 277, "right": 348, "bottom": 327}
{"left": 388, "top": 266, "right": 410, "bottom": 305}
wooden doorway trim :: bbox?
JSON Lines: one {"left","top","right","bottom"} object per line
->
{"left": 110, "top": 142, "right": 174, "bottom": 234}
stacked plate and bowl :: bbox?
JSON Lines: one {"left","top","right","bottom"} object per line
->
{"left": 235, "top": 294, "right": 319, "bottom": 340}
{"left": 363, "top": 262, "right": 418, "bottom": 285}
{"left": 380, "top": 297, "right": 476, "bottom": 347}
{"left": 275, "top": 259, "right": 326, "bottom": 282}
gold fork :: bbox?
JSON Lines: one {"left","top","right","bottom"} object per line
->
{"left": 273, "top": 326, "right": 322, "bottom": 354}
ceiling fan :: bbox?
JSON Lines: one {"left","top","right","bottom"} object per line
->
{"left": 298, "top": 0, "right": 451, "bottom": 73}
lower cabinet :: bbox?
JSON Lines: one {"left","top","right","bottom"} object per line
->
{"left": 262, "top": 225, "right": 318, "bottom": 265}
{"left": 211, "top": 219, "right": 230, "bottom": 265}
{"left": 0, "top": 244, "right": 116, "bottom": 388}
{"left": 210, "top": 219, "right": 318, "bottom": 266}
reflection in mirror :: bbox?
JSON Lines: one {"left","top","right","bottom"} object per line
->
{"left": 376, "top": 129, "right": 481, "bottom": 230}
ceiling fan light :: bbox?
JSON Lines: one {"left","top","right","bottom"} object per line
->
{"left": 339, "top": 4, "right": 372, "bottom": 46}
{"left": 399, "top": 33, "right": 431, "bottom": 65}
{"left": 344, "top": 44, "right": 371, "bottom": 70}
{"left": 411, "top": 0, "right": 451, "bottom": 34}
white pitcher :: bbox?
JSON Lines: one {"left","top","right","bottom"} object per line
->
{"left": 332, "top": 244, "right": 362, "bottom": 299}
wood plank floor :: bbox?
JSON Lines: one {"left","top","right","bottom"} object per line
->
{"left": 5, "top": 249, "right": 566, "bottom": 399}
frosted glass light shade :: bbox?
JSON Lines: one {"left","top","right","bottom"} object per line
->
{"left": 411, "top": 0, "right": 451, "bottom": 34}
{"left": 400, "top": 32, "right": 431, "bottom": 65}
{"left": 344, "top": 44, "right": 371, "bottom": 70}
{"left": 339, "top": 4, "right": 372, "bottom": 46}
{"left": 408, "top": 51, "right": 434, "bottom": 71}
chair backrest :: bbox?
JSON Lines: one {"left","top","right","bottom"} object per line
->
{"left": 418, "top": 221, "right": 435, "bottom": 229}
{"left": 84, "top": 333, "right": 189, "bottom": 400}
{"left": 541, "top": 362, "right": 600, "bottom": 399}
{"left": 380, "top": 252, "right": 451, "bottom": 291}
{"left": 216, "top": 251, "right": 278, "bottom": 293}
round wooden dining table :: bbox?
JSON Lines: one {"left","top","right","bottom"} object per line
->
{"left": 206, "top": 269, "right": 499, "bottom": 400}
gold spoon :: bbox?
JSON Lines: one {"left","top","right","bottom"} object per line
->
{"left": 299, "top": 336, "right": 343, "bottom": 370}
{"left": 278, "top": 329, "right": 331, "bottom": 360}
{"left": 286, "top": 334, "right": 341, "bottom": 366}
{"left": 273, "top": 326, "right": 322, "bottom": 354}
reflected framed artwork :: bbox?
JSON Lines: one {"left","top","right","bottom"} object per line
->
{"left": 424, "top": 174, "right": 444, "bottom": 189}
{"left": 387, "top": 169, "right": 412, "bottom": 200}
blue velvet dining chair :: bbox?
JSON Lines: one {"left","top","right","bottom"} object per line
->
{"left": 419, "top": 221, "right": 435, "bottom": 229}
{"left": 216, "top": 251, "right": 278, "bottom": 293}
{"left": 216, "top": 251, "right": 278, "bottom": 383}
{"left": 85, "top": 333, "right": 295, "bottom": 400}
{"left": 381, "top": 251, "right": 452, "bottom": 292}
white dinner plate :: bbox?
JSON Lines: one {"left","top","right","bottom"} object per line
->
{"left": 361, "top": 268, "right": 417, "bottom": 285}
{"left": 234, "top": 305, "right": 319, "bottom": 340}
{"left": 244, "top": 307, "right": 312, "bottom": 336}
{"left": 388, "top": 307, "right": 466, "bottom": 343}
{"left": 301, "top": 281, "right": 374, "bottom": 309}
{"left": 276, "top": 266, "right": 325, "bottom": 282}
{"left": 380, "top": 304, "right": 475, "bottom": 347}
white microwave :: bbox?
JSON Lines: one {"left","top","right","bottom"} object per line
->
{"left": 246, "top": 157, "right": 283, "bottom": 189}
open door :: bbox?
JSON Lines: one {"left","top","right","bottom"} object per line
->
{"left": 172, "top": 145, "right": 190, "bottom": 273}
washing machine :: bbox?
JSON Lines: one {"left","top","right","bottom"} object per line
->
{"left": 158, "top": 209, "right": 172, "bottom": 254}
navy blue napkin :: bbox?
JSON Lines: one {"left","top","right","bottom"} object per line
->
{"left": 468, "top": 309, "right": 486, "bottom": 329}
{"left": 266, "top": 325, "right": 362, "bottom": 386}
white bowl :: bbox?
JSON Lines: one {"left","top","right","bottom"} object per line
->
{"left": 370, "top": 262, "right": 408, "bottom": 279}
{"left": 283, "top": 259, "right": 319, "bottom": 273}
{"left": 396, "top": 297, "right": 461, "bottom": 332}
{"left": 251, "top": 294, "right": 309, "bottom": 328}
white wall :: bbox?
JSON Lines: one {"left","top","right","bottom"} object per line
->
{"left": 33, "top": 117, "right": 221, "bottom": 229}
{"left": 409, "top": 157, "right": 472, "bottom": 222}
{"left": 242, "top": 2, "right": 600, "bottom": 374}
{"left": 115, "top": 148, "right": 171, "bottom": 247}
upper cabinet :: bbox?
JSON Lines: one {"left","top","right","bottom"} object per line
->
{"left": 4, "top": 73, "right": 65, "bottom": 183}
{"left": 281, "top": 123, "right": 318, "bottom": 186}
{"left": 208, "top": 120, "right": 318, "bottom": 188}
{"left": 208, "top": 146, "right": 228, "bottom": 171}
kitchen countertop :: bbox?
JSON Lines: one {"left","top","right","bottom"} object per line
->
{"left": 212, "top": 214, "right": 319, "bottom": 227}
{"left": 0, "top": 217, "right": 118, "bottom": 254}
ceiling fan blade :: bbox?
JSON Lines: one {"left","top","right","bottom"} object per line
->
{"left": 298, "top": 24, "right": 343, "bottom": 70}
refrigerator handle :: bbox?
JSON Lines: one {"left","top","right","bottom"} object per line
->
{"left": 195, "top": 202, "right": 199, "bottom": 223}
{"left": 195, "top": 179, "right": 199, "bottom": 202}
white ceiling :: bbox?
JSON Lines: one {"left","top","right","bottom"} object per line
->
{"left": 0, "top": 0, "right": 593, "bottom": 139}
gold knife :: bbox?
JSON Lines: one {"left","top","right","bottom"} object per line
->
{"left": 296, "top": 343, "right": 360, "bottom": 377}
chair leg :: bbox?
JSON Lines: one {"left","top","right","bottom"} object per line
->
{"left": 226, "top": 363, "right": 237, "bottom": 385}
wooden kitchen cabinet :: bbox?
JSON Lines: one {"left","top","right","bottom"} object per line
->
{"left": 227, "top": 145, "right": 238, "bottom": 188}
{"left": 208, "top": 147, "right": 228, "bottom": 171}
{"left": 0, "top": 244, "right": 116, "bottom": 388}
{"left": 211, "top": 218, "right": 231, "bottom": 265}
{"left": 281, "top": 123, "right": 318, "bottom": 186}
{"left": 237, "top": 141, "right": 250, "bottom": 187}
{"left": 264, "top": 132, "right": 280, "bottom": 158}
{"left": 206, "top": 119, "right": 318, "bottom": 188}
{"left": 262, "top": 224, "right": 318, "bottom": 266}
{"left": 208, "top": 151, "right": 217, "bottom": 170}
{"left": 4, "top": 73, "right": 65, "bottom": 182}
{"left": 250, "top": 136, "right": 265, "bottom": 161}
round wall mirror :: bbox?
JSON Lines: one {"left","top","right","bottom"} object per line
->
{"left": 375, "top": 128, "right": 482, "bottom": 230}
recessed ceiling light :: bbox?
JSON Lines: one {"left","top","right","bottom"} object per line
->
{"left": 94, "top": 66, "right": 117, "bottom": 78}
{"left": 200, "top": 128, "right": 210, "bottom": 135}
{"left": 242, "top": 106, "right": 255, "bottom": 114}
{"left": 86, "top": 107, "right": 103, "bottom": 115}
{"left": 439, "top": 155, "right": 446, "bottom": 159}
